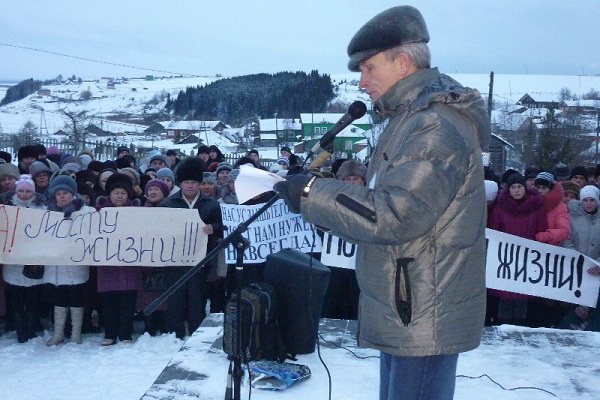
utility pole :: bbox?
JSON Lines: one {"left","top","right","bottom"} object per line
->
{"left": 595, "top": 106, "right": 600, "bottom": 165}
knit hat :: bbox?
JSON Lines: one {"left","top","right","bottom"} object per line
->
{"left": 16, "top": 174, "right": 35, "bottom": 192}
{"left": 105, "top": 173, "right": 134, "bottom": 197}
{"left": 276, "top": 157, "right": 290, "bottom": 167}
{"left": 484, "top": 180, "right": 499, "bottom": 201}
{"left": 49, "top": 175, "right": 77, "bottom": 196}
{"left": 79, "top": 154, "right": 92, "bottom": 169}
{"left": 580, "top": 185, "right": 600, "bottom": 202}
{"left": 75, "top": 170, "right": 97, "bottom": 186}
{"left": 501, "top": 168, "right": 519, "bottom": 184}
{"left": 216, "top": 162, "right": 233, "bottom": 175}
{"left": 0, "top": 151, "right": 11, "bottom": 163}
{"left": 524, "top": 166, "right": 542, "bottom": 180}
{"left": 228, "top": 168, "right": 240, "bottom": 183}
{"left": 176, "top": 157, "right": 205, "bottom": 183}
{"left": 29, "top": 161, "right": 52, "bottom": 178}
{"left": 534, "top": 172, "right": 555, "bottom": 190}
{"left": 337, "top": 159, "right": 367, "bottom": 181}
{"left": 552, "top": 163, "right": 570, "bottom": 180}
{"left": 0, "top": 163, "right": 20, "bottom": 180}
{"left": 280, "top": 146, "right": 291, "bottom": 153}
{"left": 87, "top": 160, "right": 105, "bottom": 174}
{"left": 248, "top": 149, "right": 259, "bottom": 157}
{"left": 117, "top": 167, "right": 140, "bottom": 186}
{"left": 197, "top": 145, "right": 210, "bottom": 155}
{"left": 166, "top": 149, "right": 177, "bottom": 157}
{"left": 46, "top": 145, "right": 60, "bottom": 155}
{"left": 202, "top": 172, "right": 217, "bottom": 185}
{"left": 156, "top": 167, "right": 175, "bottom": 181}
{"left": 506, "top": 173, "right": 526, "bottom": 188}
{"left": 115, "top": 156, "right": 132, "bottom": 169}
{"left": 60, "top": 154, "right": 79, "bottom": 167}
{"left": 117, "top": 146, "right": 129, "bottom": 155}
{"left": 144, "top": 178, "right": 170, "bottom": 198}
{"left": 77, "top": 183, "right": 95, "bottom": 204}
{"left": 347, "top": 6, "right": 430, "bottom": 72}
{"left": 561, "top": 181, "right": 580, "bottom": 200}
{"left": 62, "top": 162, "right": 82, "bottom": 174}
{"left": 149, "top": 153, "right": 171, "bottom": 168}
{"left": 569, "top": 166, "right": 588, "bottom": 179}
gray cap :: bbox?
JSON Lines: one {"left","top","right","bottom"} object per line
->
{"left": 347, "top": 6, "right": 429, "bottom": 72}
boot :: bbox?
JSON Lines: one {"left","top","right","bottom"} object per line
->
{"left": 70, "top": 307, "right": 84, "bottom": 344}
{"left": 14, "top": 311, "right": 28, "bottom": 343}
{"left": 46, "top": 307, "right": 68, "bottom": 346}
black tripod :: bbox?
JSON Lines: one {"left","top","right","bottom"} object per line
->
{"left": 144, "top": 194, "right": 281, "bottom": 400}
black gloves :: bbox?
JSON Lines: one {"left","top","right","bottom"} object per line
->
{"left": 274, "top": 174, "right": 312, "bottom": 214}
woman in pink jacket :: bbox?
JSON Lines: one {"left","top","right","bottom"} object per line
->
{"left": 534, "top": 172, "right": 570, "bottom": 245}
{"left": 529, "top": 171, "right": 571, "bottom": 327}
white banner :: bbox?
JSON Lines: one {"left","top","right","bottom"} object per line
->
{"left": 220, "top": 200, "right": 321, "bottom": 264}
{"left": 0, "top": 205, "right": 207, "bottom": 266}
{"left": 320, "top": 232, "right": 356, "bottom": 270}
{"left": 486, "top": 228, "right": 600, "bottom": 307}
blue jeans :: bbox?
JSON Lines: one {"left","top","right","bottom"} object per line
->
{"left": 380, "top": 352, "right": 459, "bottom": 400}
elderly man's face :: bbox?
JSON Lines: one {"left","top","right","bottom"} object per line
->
{"left": 359, "top": 52, "right": 409, "bottom": 102}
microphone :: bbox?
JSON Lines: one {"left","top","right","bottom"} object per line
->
{"left": 306, "top": 100, "right": 367, "bottom": 158}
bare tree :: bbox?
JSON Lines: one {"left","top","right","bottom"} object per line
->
{"left": 59, "top": 108, "right": 93, "bottom": 153}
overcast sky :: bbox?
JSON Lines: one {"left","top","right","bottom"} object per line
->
{"left": 1, "top": 0, "right": 598, "bottom": 81}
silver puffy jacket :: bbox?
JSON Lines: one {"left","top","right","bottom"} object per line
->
{"left": 302, "top": 68, "right": 490, "bottom": 357}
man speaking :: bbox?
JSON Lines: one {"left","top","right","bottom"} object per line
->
{"left": 275, "top": 6, "right": 490, "bottom": 400}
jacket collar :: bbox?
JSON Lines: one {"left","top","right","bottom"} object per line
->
{"left": 373, "top": 68, "right": 441, "bottom": 117}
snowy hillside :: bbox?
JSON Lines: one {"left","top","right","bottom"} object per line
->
{"left": 0, "top": 72, "right": 599, "bottom": 154}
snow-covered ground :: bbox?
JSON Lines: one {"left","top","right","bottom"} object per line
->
{"left": 1, "top": 315, "right": 598, "bottom": 400}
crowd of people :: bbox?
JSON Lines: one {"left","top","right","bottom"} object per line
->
{"left": 0, "top": 141, "right": 368, "bottom": 346}
{"left": 485, "top": 163, "right": 600, "bottom": 331}
{"left": 2, "top": 139, "right": 599, "bottom": 349}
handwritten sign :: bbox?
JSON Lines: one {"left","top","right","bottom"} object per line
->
{"left": 486, "top": 228, "right": 600, "bottom": 307}
{"left": 320, "top": 232, "right": 356, "bottom": 270}
{"left": 220, "top": 200, "right": 321, "bottom": 263}
{"left": 0, "top": 205, "right": 207, "bottom": 266}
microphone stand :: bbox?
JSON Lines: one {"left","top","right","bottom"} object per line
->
{"left": 143, "top": 152, "right": 331, "bottom": 400}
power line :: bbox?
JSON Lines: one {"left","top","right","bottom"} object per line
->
{"left": 0, "top": 42, "right": 195, "bottom": 77}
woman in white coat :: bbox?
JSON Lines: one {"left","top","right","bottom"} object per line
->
{"left": 1, "top": 175, "right": 47, "bottom": 343}
{"left": 44, "top": 174, "right": 91, "bottom": 345}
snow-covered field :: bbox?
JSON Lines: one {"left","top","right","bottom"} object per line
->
{"left": 2, "top": 72, "right": 599, "bottom": 137}
{"left": 1, "top": 316, "right": 599, "bottom": 400}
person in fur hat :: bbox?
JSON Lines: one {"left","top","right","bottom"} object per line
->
{"left": 336, "top": 159, "right": 367, "bottom": 185}
{"left": 561, "top": 180, "right": 580, "bottom": 204}
{"left": 570, "top": 165, "right": 588, "bottom": 187}
{"left": 17, "top": 144, "right": 38, "bottom": 174}
{"left": 159, "top": 157, "right": 223, "bottom": 338}
{"left": 95, "top": 173, "right": 141, "bottom": 345}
